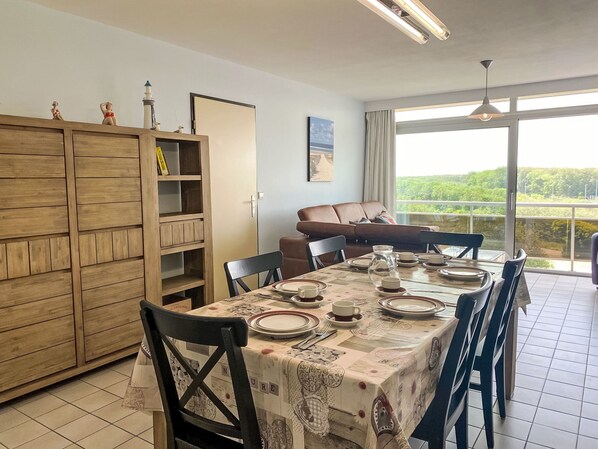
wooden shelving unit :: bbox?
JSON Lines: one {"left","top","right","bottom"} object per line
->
{"left": 152, "top": 132, "right": 213, "bottom": 309}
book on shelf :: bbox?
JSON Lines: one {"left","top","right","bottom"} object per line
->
{"left": 156, "top": 146, "right": 169, "bottom": 175}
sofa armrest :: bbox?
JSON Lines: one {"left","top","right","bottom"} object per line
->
{"left": 296, "top": 221, "right": 358, "bottom": 240}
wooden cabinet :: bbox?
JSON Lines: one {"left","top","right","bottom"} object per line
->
{"left": 0, "top": 115, "right": 212, "bottom": 402}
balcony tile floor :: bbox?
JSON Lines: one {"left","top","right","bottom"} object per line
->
{"left": 0, "top": 272, "right": 596, "bottom": 449}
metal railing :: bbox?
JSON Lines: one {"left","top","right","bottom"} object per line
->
{"left": 396, "top": 199, "right": 598, "bottom": 272}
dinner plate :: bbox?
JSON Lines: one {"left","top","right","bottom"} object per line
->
{"left": 247, "top": 311, "right": 320, "bottom": 337}
{"left": 439, "top": 267, "right": 487, "bottom": 281}
{"left": 378, "top": 295, "right": 446, "bottom": 317}
{"left": 270, "top": 279, "right": 327, "bottom": 295}
{"left": 375, "top": 286, "right": 408, "bottom": 296}
{"left": 290, "top": 295, "right": 326, "bottom": 308}
{"left": 346, "top": 257, "right": 372, "bottom": 269}
{"left": 416, "top": 253, "right": 452, "bottom": 263}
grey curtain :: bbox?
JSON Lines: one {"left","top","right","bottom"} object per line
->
{"left": 363, "top": 110, "right": 396, "bottom": 214}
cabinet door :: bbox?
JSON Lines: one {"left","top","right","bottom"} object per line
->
{"left": 0, "top": 127, "right": 76, "bottom": 393}
{"left": 72, "top": 133, "right": 145, "bottom": 362}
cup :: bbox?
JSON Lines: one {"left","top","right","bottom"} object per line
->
{"left": 381, "top": 277, "right": 402, "bottom": 292}
{"left": 297, "top": 285, "right": 319, "bottom": 302}
{"left": 398, "top": 251, "right": 416, "bottom": 262}
{"left": 428, "top": 254, "right": 445, "bottom": 265}
{"left": 332, "top": 300, "right": 360, "bottom": 321}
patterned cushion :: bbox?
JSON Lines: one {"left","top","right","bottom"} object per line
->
{"left": 374, "top": 211, "right": 397, "bottom": 224}
{"left": 349, "top": 217, "right": 371, "bottom": 225}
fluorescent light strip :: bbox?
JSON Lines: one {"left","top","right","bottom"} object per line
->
{"left": 392, "top": 0, "right": 450, "bottom": 40}
{"left": 357, "top": 0, "right": 429, "bottom": 44}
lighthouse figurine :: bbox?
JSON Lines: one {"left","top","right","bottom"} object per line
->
{"left": 143, "top": 81, "right": 157, "bottom": 129}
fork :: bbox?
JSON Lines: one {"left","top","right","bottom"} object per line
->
{"left": 291, "top": 330, "right": 329, "bottom": 349}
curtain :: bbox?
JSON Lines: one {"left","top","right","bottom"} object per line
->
{"left": 363, "top": 109, "right": 396, "bottom": 214}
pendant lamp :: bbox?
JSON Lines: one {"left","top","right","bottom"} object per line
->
{"left": 468, "top": 60, "right": 504, "bottom": 122}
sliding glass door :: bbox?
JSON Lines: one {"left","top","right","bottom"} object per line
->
{"left": 396, "top": 127, "right": 509, "bottom": 260}
{"left": 517, "top": 115, "right": 598, "bottom": 273}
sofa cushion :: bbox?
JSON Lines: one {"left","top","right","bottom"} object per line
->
{"left": 296, "top": 221, "right": 358, "bottom": 240}
{"left": 297, "top": 205, "right": 340, "bottom": 223}
{"left": 332, "top": 202, "right": 367, "bottom": 224}
{"left": 361, "top": 201, "right": 387, "bottom": 220}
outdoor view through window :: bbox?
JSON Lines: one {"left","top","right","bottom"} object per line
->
{"left": 396, "top": 114, "right": 598, "bottom": 273}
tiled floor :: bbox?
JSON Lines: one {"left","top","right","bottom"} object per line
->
{"left": 1, "top": 272, "right": 597, "bottom": 449}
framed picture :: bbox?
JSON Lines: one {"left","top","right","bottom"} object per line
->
{"left": 308, "top": 116, "right": 334, "bottom": 182}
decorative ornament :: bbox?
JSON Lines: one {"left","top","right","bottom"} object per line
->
{"left": 51, "top": 101, "right": 64, "bottom": 120}
{"left": 143, "top": 81, "right": 157, "bottom": 129}
{"left": 173, "top": 126, "right": 184, "bottom": 133}
{"left": 100, "top": 102, "right": 117, "bottom": 126}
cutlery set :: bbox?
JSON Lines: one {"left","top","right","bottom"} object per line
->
{"left": 292, "top": 330, "right": 337, "bottom": 350}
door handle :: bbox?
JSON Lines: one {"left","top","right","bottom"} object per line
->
{"left": 250, "top": 194, "right": 256, "bottom": 218}
{"left": 509, "top": 191, "right": 515, "bottom": 211}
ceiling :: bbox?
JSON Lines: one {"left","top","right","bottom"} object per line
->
{"left": 27, "top": 0, "right": 598, "bottom": 102}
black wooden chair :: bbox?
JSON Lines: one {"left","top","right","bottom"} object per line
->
{"left": 420, "top": 231, "right": 485, "bottom": 260}
{"left": 306, "top": 235, "right": 346, "bottom": 271}
{"left": 139, "top": 300, "right": 262, "bottom": 449}
{"left": 224, "top": 251, "right": 283, "bottom": 297}
{"left": 470, "top": 249, "right": 527, "bottom": 448}
{"left": 411, "top": 274, "right": 494, "bottom": 449}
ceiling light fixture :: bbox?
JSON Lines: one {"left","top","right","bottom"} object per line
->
{"left": 468, "top": 60, "right": 504, "bottom": 122}
{"left": 356, "top": 0, "right": 450, "bottom": 44}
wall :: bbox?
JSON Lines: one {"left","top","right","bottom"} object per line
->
{"left": 0, "top": 0, "right": 365, "bottom": 253}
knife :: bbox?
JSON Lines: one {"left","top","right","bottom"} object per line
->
{"left": 298, "top": 330, "right": 337, "bottom": 350}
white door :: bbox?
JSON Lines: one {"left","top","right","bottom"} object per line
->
{"left": 192, "top": 95, "right": 258, "bottom": 301}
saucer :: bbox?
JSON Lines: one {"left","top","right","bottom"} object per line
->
{"left": 324, "top": 312, "right": 363, "bottom": 328}
{"left": 375, "top": 286, "right": 407, "bottom": 296}
{"left": 290, "top": 295, "right": 326, "bottom": 308}
{"left": 396, "top": 260, "right": 419, "bottom": 268}
{"left": 423, "top": 262, "right": 449, "bottom": 270}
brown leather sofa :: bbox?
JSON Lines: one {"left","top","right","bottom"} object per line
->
{"left": 279, "top": 201, "right": 435, "bottom": 278}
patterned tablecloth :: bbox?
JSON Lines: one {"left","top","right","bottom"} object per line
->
{"left": 123, "top": 259, "right": 529, "bottom": 449}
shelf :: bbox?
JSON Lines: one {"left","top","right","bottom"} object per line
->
{"left": 159, "top": 212, "right": 204, "bottom": 223}
{"left": 161, "top": 242, "right": 204, "bottom": 256}
{"left": 162, "top": 275, "right": 205, "bottom": 296}
{"left": 158, "top": 175, "right": 202, "bottom": 181}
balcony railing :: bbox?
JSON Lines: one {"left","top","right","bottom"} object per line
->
{"left": 396, "top": 200, "right": 598, "bottom": 273}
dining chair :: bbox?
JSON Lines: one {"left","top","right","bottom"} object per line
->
{"left": 139, "top": 300, "right": 262, "bottom": 449}
{"left": 469, "top": 249, "right": 527, "bottom": 449}
{"left": 224, "top": 250, "right": 283, "bottom": 297}
{"left": 306, "top": 235, "right": 346, "bottom": 271}
{"left": 411, "top": 274, "right": 494, "bottom": 449}
{"left": 419, "top": 230, "right": 485, "bottom": 259}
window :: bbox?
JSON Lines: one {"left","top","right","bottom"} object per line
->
{"left": 395, "top": 100, "right": 509, "bottom": 122}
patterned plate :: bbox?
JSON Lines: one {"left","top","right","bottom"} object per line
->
{"left": 346, "top": 257, "right": 372, "bottom": 269}
{"left": 416, "top": 253, "right": 452, "bottom": 263}
{"left": 247, "top": 311, "right": 320, "bottom": 337}
{"left": 378, "top": 296, "right": 446, "bottom": 317}
{"left": 290, "top": 295, "right": 326, "bottom": 308}
{"left": 375, "top": 286, "right": 408, "bottom": 296}
{"left": 439, "top": 267, "right": 487, "bottom": 281}
{"left": 271, "top": 279, "right": 328, "bottom": 296}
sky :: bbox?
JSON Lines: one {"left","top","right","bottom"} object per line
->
{"left": 396, "top": 115, "right": 598, "bottom": 177}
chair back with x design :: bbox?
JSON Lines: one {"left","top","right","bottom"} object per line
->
{"left": 224, "top": 250, "right": 283, "bottom": 297}
{"left": 420, "top": 231, "right": 485, "bottom": 259}
{"left": 140, "top": 300, "right": 261, "bottom": 449}
{"left": 306, "top": 235, "right": 346, "bottom": 271}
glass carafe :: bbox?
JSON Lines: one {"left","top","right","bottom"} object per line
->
{"left": 368, "top": 245, "right": 400, "bottom": 288}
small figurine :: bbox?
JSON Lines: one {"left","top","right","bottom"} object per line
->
{"left": 51, "top": 101, "right": 64, "bottom": 120}
{"left": 153, "top": 122, "right": 161, "bottom": 131}
{"left": 100, "top": 102, "right": 117, "bottom": 126}
{"left": 173, "top": 126, "right": 184, "bottom": 133}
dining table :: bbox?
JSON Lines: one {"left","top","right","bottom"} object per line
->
{"left": 123, "top": 256, "right": 530, "bottom": 449}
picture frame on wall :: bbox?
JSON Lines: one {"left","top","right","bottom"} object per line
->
{"left": 308, "top": 116, "right": 334, "bottom": 182}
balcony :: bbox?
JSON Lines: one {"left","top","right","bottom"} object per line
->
{"left": 396, "top": 200, "right": 598, "bottom": 274}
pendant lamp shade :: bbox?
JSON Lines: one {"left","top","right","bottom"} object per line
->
{"left": 469, "top": 60, "right": 504, "bottom": 121}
